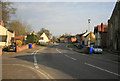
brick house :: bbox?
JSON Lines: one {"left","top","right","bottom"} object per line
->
{"left": 107, "top": 1, "right": 120, "bottom": 51}
{"left": 94, "top": 23, "right": 108, "bottom": 47}
{"left": 76, "top": 30, "right": 88, "bottom": 44}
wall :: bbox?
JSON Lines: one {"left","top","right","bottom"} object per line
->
{"left": 16, "top": 43, "right": 36, "bottom": 52}
{"left": 107, "top": 1, "right": 120, "bottom": 51}
{"left": 101, "top": 32, "right": 107, "bottom": 48}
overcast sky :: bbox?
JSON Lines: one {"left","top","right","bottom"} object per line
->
{"left": 12, "top": 2, "right": 116, "bottom": 36}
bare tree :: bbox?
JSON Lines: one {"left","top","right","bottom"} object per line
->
{"left": 0, "top": 0, "right": 16, "bottom": 27}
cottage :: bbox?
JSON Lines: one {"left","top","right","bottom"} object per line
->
{"left": 84, "top": 32, "right": 95, "bottom": 46}
{"left": 0, "top": 20, "right": 15, "bottom": 46}
{"left": 76, "top": 30, "right": 88, "bottom": 44}
{"left": 38, "top": 33, "right": 50, "bottom": 43}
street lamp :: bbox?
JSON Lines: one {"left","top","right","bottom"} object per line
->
{"left": 88, "top": 19, "right": 91, "bottom": 47}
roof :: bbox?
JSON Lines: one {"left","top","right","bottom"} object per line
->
{"left": 84, "top": 33, "right": 90, "bottom": 37}
{"left": 76, "top": 32, "right": 86, "bottom": 37}
{"left": 12, "top": 36, "right": 26, "bottom": 39}
{"left": 94, "top": 25, "right": 108, "bottom": 33}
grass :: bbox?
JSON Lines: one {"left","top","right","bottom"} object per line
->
{"left": 67, "top": 44, "right": 77, "bottom": 48}
{"left": 36, "top": 43, "right": 49, "bottom": 47}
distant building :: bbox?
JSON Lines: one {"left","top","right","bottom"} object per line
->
{"left": 67, "top": 36, "right": 77, "bottom": 43}
{"left": 84, "top": 32, "right": 95, "bottom": 46}
{"left": 38, "top": 33, "right": 50, "bottom": 43}
{"left": 11, "top": 36, "right": 27, "bottom": 43}
{"left": 0, "top": 24, "right": 15, "bottom": 46}
{"left": 76, "top": 30, "right": 89, "bottom": 44}
{"left": 94, "top": 24, "right": 108, "bottom": 47}
{"left": 107, "top": 1, "right": 120, "bottom": 51}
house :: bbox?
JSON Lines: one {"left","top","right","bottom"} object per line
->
{"left": 84, "top": 32, "right": 95, "bottom": 46}
{"left": 76, "top": 30, "right": 88, "bottom": 44}
{"left": 84, "top": 33, "right": 90, "bottom": 46}
{"left": 94, "top": 23, "right": 108, "bottom": 47}
{"left": 11, "top": 36, "right": 27, "bottom": 44}
{"left": 38, "top": 33, "right": 50, "bottom": 43}
{"left": 67, "top": 36, "right": 77, "bottom": 43}
{"left": 59, "top": 35, "right": 65, "bottom": 43}
{"left": 107, "top": 1, "right": 120, "bottom": 51}
{"left": 0, "top": 20, "right": 15, "bottom": 46}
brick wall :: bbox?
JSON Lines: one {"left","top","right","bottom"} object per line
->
{"left": 16, "top": 43, "right": 36, "bottom": 52}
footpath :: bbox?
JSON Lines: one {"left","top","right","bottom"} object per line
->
{"left": 68, "top": 46, "right": 120, "bottom": 63}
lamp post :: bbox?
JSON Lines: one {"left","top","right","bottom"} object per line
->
{"left": 88, "top": 19, "right": 91, "bottom": 47}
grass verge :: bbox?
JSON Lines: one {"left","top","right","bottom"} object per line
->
{"left": 67, "top": 44, "right": 77, "bottom": 48}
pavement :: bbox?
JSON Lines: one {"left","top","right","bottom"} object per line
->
{"left": 1, "top": 43, "right": 120, "bottom": 81}
{"left": 70, "top": 46, "right": 120, "bottom": 63}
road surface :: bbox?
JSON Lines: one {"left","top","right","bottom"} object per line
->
{"left": 2, "top": 43, "right": 119, "bottom": 80}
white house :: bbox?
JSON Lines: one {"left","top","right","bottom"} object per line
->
{"left": 38, "top": 33, "right": 50, "bottom": 43}
{"left": 0, "top": 25, "right": 15, "bottom": 46}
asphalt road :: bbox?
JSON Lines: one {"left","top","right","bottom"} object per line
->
{"left": 2, "top": 43, "right": 119, "bottom": 80}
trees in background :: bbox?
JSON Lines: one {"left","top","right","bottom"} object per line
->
{"left": 51, "top": 36, "right": 57, "bottom": 43}
{"left": 0, "top": 0, "right": 16, "bottom": 27}
{"left": 0, "top": 0, "right": 32, "bottom": 36}
{"left": 37, "top": 28, "right": 51, "bottom": 39}
{"left": 9, "top": 20, "right": 32, "bottom": 36}
{"left": 26, "top": 33, "right": 39, "bottom": 44}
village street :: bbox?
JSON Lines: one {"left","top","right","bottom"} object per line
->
{"left": 2, "top": 43, "right": 119, "bottom": 80}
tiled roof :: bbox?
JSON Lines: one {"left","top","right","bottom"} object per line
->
{"left": 94, "top": 25, "right": 108, "bottom": 33}
{"left": 12, "top": 36, "right": 25, "bottom": 39}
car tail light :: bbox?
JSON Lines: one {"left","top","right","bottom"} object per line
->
{"left": 8, "top": 47, "right": 9, "bottom": 49}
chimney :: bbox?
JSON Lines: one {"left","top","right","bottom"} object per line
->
{"left": 1, "top": 20, "right": 4, "bottom": 27}
{"left": 101, "top": 23, "right": 103, "bottom": 32}
{"left": 90, "top": 32, "right": 93, "bottom": 34}
{"left": 86, "top": 30, "right": 88, "bottom": 32}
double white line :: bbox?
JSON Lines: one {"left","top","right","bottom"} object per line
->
{"left": 32, "top": 49, "right": 55, "bottom": 79}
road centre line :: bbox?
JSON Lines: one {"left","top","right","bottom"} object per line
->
{"left": 56, "top": 48, "right": 77, "bottom": 60}
{"left": 84, "top": 62, "right": 120, "bottom": 76}
{"left": 65, "top": 55, "right": 77, "bottom": 60}
{"left": 56, "top": 48, "right": 62, "bottom": 53}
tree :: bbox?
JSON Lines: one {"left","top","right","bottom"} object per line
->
{"left": 9, "top": 20, "right": 31, "bottom": 36}
{"left": 0, "top": 0, "right": 16, "bottom": 27}
{"left": 51, "top": 36, "right": 57, "bottom": 43}
{"left": 37, "top": 28, "right": 51, "bottom": 38}
{"left": 26, "top": 33, "right": 39, "bottom": 44}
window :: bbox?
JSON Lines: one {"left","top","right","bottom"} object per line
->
{"left": 0, "top": 35, "right": 7, "bottom": 42}
{"left": 40, "top": 37, "right": 43, "bottom": 40}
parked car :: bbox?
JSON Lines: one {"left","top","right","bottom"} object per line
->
{"left": 92, "top": 45, "right": 103, "bottom": 54}
{"left": 7, "top": 45, "right": 16, "bottom": 52}
{"left": 73, "top": 43, "right": 83, "bottom": 49}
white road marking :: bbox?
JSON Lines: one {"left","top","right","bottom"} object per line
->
{"left": 3, "top": 64, "right": 49, "bottom": 79}
{"left": 32, "top": 49, "right": 55, "bottom": 79}
{"left": 56, "top": 48, "right": 62, "bottom": 53}
{"left": 84, "top": 62, "right": 120, "bottom": 76}
{"left": 56, "top": 48, "right": 77, "bottom": 60}
{"left": 33, "top": 50, "right": 39, "bottom": 69}
{"left": 65, "top": 55, "right": 77, "bottom": 60}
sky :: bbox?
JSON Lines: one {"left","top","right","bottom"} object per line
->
{"left": 11, "top": 2, "right": 116, "bottom": 36}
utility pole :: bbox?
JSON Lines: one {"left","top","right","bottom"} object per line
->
{"left": 88, "top": 19, "right": 91, "bottom": 47}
